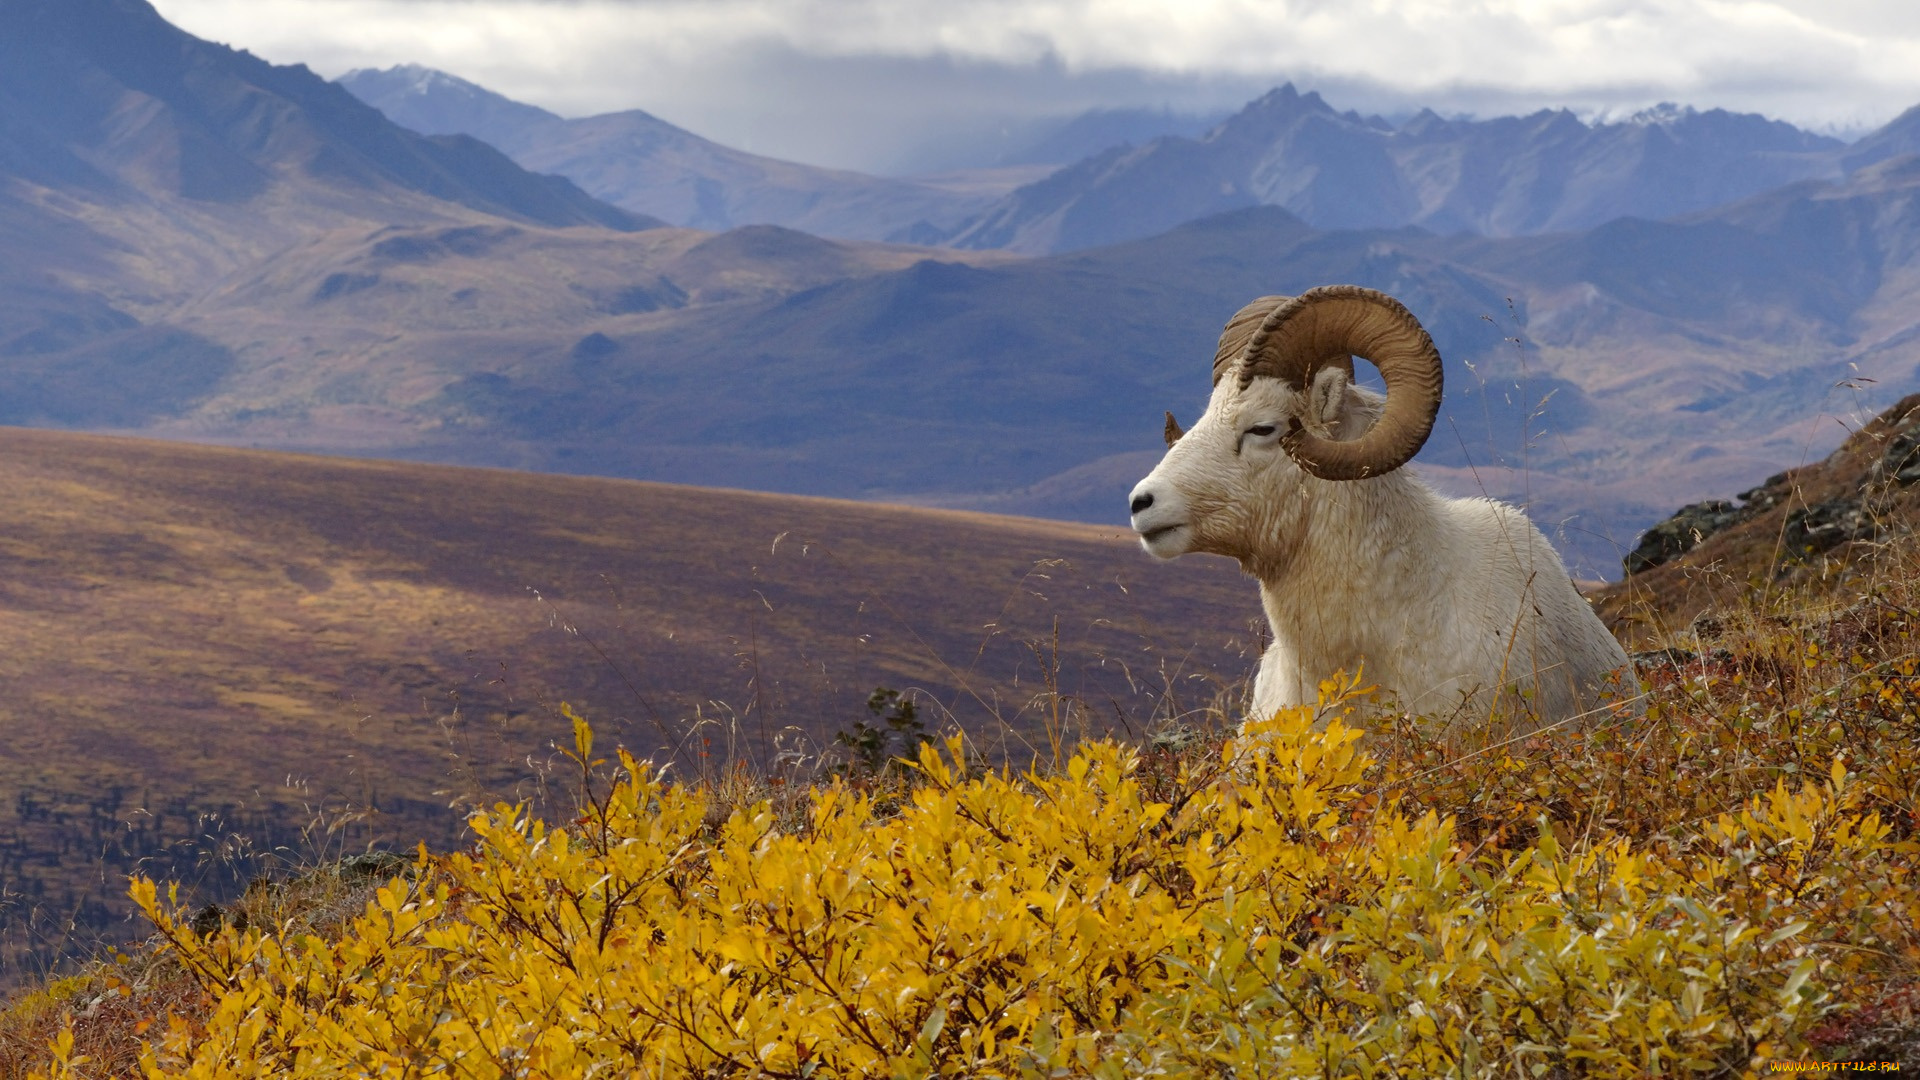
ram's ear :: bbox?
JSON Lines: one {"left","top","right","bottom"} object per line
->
{"left": 1308, "top": 366, "right": 1353, "bottom": 427}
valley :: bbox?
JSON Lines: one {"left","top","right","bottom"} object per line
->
{"left": 0, "top": 427, "right": 1255, "bottom": 976}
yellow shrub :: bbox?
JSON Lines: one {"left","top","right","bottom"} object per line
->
{"left": 34, "top": 690, "right": 1915, "bottom": 1078}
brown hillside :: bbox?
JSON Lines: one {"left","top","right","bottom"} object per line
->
{"left": 1594, "top": 392, "right": 1920, "bottom": 646}
{"left": 0, "top": 427, "right": 1255, "bottom": 976}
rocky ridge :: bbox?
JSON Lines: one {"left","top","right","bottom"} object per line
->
{"left": 1597, "top": 393, "right": 1920, "bottom": 641}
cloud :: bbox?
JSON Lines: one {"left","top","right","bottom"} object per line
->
{"left": 149, "top": 0, "right": 1920, "bottom": 172}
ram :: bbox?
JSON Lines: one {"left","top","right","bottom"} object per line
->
{"left": 1129, "top": 285, "right": 1634, "bottom": 730}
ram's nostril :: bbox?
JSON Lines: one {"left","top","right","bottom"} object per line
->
{"left": 1130, "top": 493, "right": 1154, "bottom": 515}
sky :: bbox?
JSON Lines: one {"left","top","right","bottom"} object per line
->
{"left": 148, "top": 0, "right": 1920, "bottom": 175}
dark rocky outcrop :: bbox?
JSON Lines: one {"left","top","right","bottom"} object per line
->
{"left": 1623, "top": 498, "right": 1750, "bottom": 575}
{"left": 1628, "top": 395, "right": 1920, "bottom": 580}
{"left": 1624, "top": 398, "right": 1920, "bottom": 579}
{"left": 1870, "top": 419, "right": 1920, "bottom": 486}
{"left": 1600, "top": 394, "right": 1920, "bottom": 641}
{"left": 1780, "top": 497, "right": 1884, "bottom": 558}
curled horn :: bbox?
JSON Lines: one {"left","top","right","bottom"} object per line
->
{"left": 1211, "top": 295, "right": 1352, "bottom": 388}
{"left": 1235, "top": 285, "right": 1443, "bottom": 481}
{"left": 1163, "top": 411, "right": 1185, "bottom": 447}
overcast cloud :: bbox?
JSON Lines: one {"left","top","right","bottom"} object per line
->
{"left": 149, "top": 0, "right": 1920, "bottom": 174}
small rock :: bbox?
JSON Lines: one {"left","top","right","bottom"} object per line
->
{"left": 338, "top": 851, "right": 410, "bottom": 880}
{"left": 190, "top": 903, "right": 227, "bottom": 938}
{"left": 1624, "top": 499, "right": 1747, "bottom": 575}
{"left": 1148, "top": 725, "right": 1205, "bottom": 754}
{"left": 1631, "top": 647, "right": 1697, "bottom": 667}
{"left": 1781, "top": 498, "right": 1878, "bottom": 557}
{"left": 1736, "top": 484, "right": 1783, "bottom": 512}
{"left": 1875, "top": 422, "right": 1920, "bottom": 486}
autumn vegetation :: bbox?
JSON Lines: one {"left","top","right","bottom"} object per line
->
{"left": 6, "top": 401, "right": 1920, "bottom": 1075}
{"left": 2, "top": 544, "right": 1917, "bottom": 1076}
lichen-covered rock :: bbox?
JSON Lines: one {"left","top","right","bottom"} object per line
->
{"left": 1736, "top": 472, "right": 1791, "bottom": 512}
{"left": 337, "top": 851, "right": 410, "bottom": 880}
{"left": 1623, "top": 499, "right": 1750, "bottom": 575}
{"left": 1871, "top": 420, "right": 1920, "bottom": 486}
{"left": 1782, "top": 497, "right": 1880, "bottom": 556}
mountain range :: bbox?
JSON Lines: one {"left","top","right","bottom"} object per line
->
{"left": 943, "top": 87, "right": 1858, "bottom": 253}
{"left": 84, "top": 175, "right": 1918, "bottom": 580}
{"left": 337, "top": 65, "right": 1049, "bottom": 243}
{"left": 6, "top": 0, "right": 1920, "bottom": 583}
{"left": 0, "top": 1, "right": 643, "bottom": 233}
{"left": 340, "top": 67, "right": 1912, "bottom": 258}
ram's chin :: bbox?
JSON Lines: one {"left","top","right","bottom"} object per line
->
{"left": 1136, "top": 524, "right": 1191, "bottom": 559}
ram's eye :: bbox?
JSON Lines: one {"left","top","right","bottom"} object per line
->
{"left": 1245, "top": 424, "right": 1277, "bottom": 438}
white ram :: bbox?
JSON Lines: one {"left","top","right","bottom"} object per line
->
{"left": 1129, "top": 285, "right": 1635, "bottom": 729}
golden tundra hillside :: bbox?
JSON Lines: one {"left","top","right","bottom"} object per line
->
{"left": 0, "top": 425, "right": 1253, "bottom": 973}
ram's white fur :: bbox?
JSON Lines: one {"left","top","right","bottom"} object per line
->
{"left": 1130, "top": 368, "right": 1635, "bottom": 728}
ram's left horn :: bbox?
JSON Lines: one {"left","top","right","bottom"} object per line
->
{"left": 1238, "top": 284, "right": 1442, "bottom": 481}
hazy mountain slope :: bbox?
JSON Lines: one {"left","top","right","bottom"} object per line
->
{"left": 0, "top": 0, "right": 1025, "bottom": 457}
{"left": 105, "top": 205, "right": 1523, "bottom": 507}
{"left": 1841, "top": 105, "right": 1920, "bottom": 174}
{"left": 339, "top": 65, "right": 1009, "bottom": 243}
{"left": 334, "top": 64, "right": 563, "bottom": 152}
{"left": 158, "top": 208, "right": 1450, "bottom": 491}
{"left": 942, "top": 140, "right": 1261, "bottom": 254}
{"left": 0, "top": 0, "right": 643, "bottom": 230}
{"left": 0, "top": 0, "right": 670, "bottom": 397}
{"left": 0, "top": 0, "right": 720, "bottom": 431}
{"left": 122, "top": 217, "right": 1015, "bottom": 446}
{"left": 1394, "top": 103, "right": 1842, "bottom": 236}
{"left": 996, "top": 106, "right": 1231, "bottom": 167}
{"left": 946, "top": 85, "right": 1845, "bottom": 254}
{"left": 0, "top": 425, "right": 1254, "bottom": 976}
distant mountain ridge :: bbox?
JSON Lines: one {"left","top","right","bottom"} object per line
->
{"left": 994, "top": 107, "right": 1230, "bottom": 168}
{"left": 337, "top": 68, "right": 1873, "bottom": 259}
{"left": 338, "top": 65, "right": 1022, "bottom": 243}
{"left": 944, "top": 84, "right": 1849, "bottom": 253}
{"left": 0, "top": 0, "right": 645, "bottom": 229}
{"left": 0, "top": 0, "right": 667, "bottom": 413}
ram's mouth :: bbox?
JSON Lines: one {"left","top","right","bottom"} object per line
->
{"left": 1139, "top": 524, "right": 1186, "bottom": 545}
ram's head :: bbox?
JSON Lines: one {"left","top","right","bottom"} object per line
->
{"left": 1129, "top": 285, "right": 1444, "bottom": 562}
